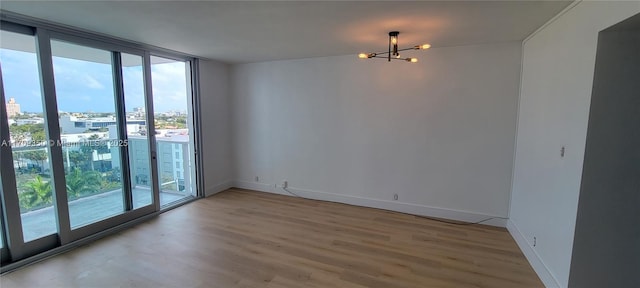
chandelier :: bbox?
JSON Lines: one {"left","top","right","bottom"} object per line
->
{"left": 358, "top": 31, "right": 430, "bottom": 63}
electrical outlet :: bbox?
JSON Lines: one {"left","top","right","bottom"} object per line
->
{"left": 282, "top": 180, "right": 288, "bottom": 189}
{"left": 255, "top": 176, "right": 259, "bottom": 182}
{"left": 560, "top": 146, "right": 566, "bottom": 157}
{"left": 533, "top": 236, "right": 537, "bottom": 247}
{"left": 393, "top": 194, "right": 398, "bottom": 201}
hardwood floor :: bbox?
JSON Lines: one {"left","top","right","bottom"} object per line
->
{"left": 1, "top": 188, "right": 542, "bottom": 287}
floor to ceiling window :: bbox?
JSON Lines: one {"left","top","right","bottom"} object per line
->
{"left": 0, "top": 29, "right": 57, "bottom": 242}
{"left": 0, "top": 19, "right": 202, "bottom": 270}
{"left": 150, "top": 56, "right": 197, "bottom": 206}
{"left": 121, "top": 53, "right": 155, "bottom": 210}
{"left": 50, "top": 39, "right": 128, "bottom": 228}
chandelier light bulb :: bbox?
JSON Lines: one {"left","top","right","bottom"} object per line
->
{"left": 420, "top": 44, "right": 431, "bottom": 50}
{"left": 358, "top": 53, "right": 368, "bottom": 59}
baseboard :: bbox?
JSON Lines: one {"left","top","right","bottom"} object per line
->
{"left": 205, "top": 180, "right": 234, "bottom": 197}
{"left": 507, "top": 220, "right": 562, "bottom": 288}
{"left": 232, "top": 181, "right": 283, "bottom": 195}
{"left": 231, "top": 180, "right": 507, "bottom": 227}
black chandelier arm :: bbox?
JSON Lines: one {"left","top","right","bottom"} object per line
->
{"left": 397, "top": 46, "right": 420, "bottom": 52}
{"left": 372, "top": 46, "right": 419, "bottom": 55}
{"left": 371, "top": 56, "right": 409, "bottom": 61}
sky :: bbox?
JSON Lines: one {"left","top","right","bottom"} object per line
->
{"left": 0, "top": 48, "right": 189, "bottom": 114}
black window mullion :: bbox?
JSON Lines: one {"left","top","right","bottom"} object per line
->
{"left": 35, "top": 28, "right": 72, "bottom": 245}
{"left": 0, "top": 62, "right": 27, "bottom": 261}
{"left": 112, "top": 52, "right": 133, "bottom": 211}
{"left": 143, "top": 52, "right": 160, "bottom": 211}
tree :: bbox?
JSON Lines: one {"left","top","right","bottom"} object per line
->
{"left": 30, "top": 130, "right": 46, "bottom": 142}
{"left": 19, "top": 176, "right": 52, "bottom": 210}
{"left": 13, "top": 151, "right": 25, "bottom": 170}
{"left": 65, "top": 168, "right": 101, "bottom": 199}
{"left": 12, "top": 113, "right": 32, "bottom": 120}
{"left": 23, "top": 149, "right": 48, "bottom": 172}
{"left": 69, "top": 151, "right": 89, "bottom": 168}
{"left": 80, "top": 145, "right": 95, "bottom": 171}
{"left": 9, "top": 123, "right": 47, "bottom": 146}
{"left": 95, "top": 143, "right": 110, "bottom": 171}
{"left": 100, "top": 168, "right": 121, "bottom": 190}
{"left": 9, "top": 124, "right": 28, "bottom": 144}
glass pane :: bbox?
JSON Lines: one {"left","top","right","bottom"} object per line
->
{"left": 121, "top": 53, "right": 152, "bottom": 209}
{"left": 51, "top": 40, "right": 125, "bottom": 228}
{"left": 150, "top": 56, "right": 195, "bottom": 206}
{"left": 1, "top": 30, "right": 57, "bottom": 242}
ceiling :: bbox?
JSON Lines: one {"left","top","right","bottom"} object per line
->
{"left": 0, "top": 1, "right": 572, "bottom": 64}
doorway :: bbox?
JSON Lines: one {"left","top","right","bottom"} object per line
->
{"left": 568, "top": 12, "right": 640, "bottom": 288}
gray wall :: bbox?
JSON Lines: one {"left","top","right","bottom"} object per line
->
{"left": 568, "top": 14, "right": 640, "bottom": 288}
{"left": 198, "top": 59, "right": 233, "bottom": 196}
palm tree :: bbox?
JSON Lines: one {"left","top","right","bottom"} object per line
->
{"left": 19, "top": 176, "right": 53, "bottom": 210}
{"left": 65, "top": 168, "right": 101, "bottom": 199}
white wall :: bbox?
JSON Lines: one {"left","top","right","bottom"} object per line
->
{"left": 230, "top": 42, "right": 522, "bottom": 224}
{"left": 508, "top": 2, "right": 640, "bottom": 287}
{"left": 198, "top": 59, "right": 233, "bottom": 195}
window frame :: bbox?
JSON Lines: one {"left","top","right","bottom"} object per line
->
{"left": 0, "top": 12, "right": 204, "bottom": 271}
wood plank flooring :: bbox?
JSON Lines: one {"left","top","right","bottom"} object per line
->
{"left": 0, "top": 188, "right": 542, "bottom": 287}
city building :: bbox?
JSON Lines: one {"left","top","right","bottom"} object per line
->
{"left": 108, "top": 126, "right": 190, "bottom": 192}
{"left": 15, "top": 118, "right": 44, "bottom": 125}
{"left": 6, "top": 97, "right": 20, "bottom": 117}
{"left": 59, "top": 114, "right": 145, "bottom": 134}
{"left": 59, "top": 131, "right": 108, "bottom": 143}
{"left": 132, "top": 107, "right": 145, "bottom": 118}
{"left": 12, "top": 130, "right": 111, "bottom": 174}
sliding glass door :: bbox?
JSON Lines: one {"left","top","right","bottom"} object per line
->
{"left": 0, "top": 21, "right": 200, "bottom": 268}
{"left": 150, "top": 56, "right": 197, "bottom": 206}
{"left": 50, "top": 39, "right": 130, "bottom": 228}
{"left": 121, "top": 53, "right": 155, "bottom": 209}
{"left": 0, "top": 29, "right": 58, "bottom": 243}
